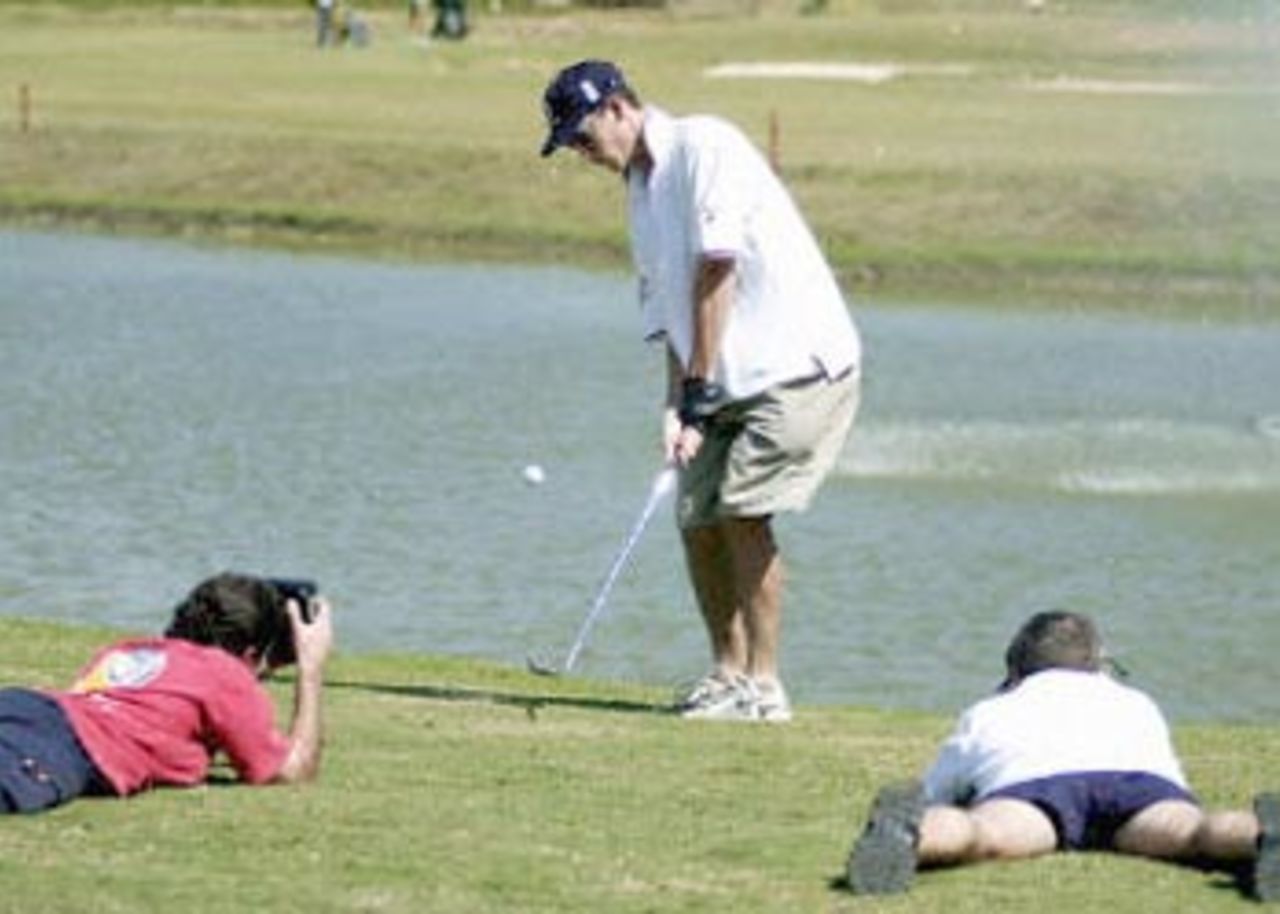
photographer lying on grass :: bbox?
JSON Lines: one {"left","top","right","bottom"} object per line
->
{"left": 847, "top": 611, "right": 1279, "bottom": 903}
{"left": 0, "top": 573, "right": 332, "bottom": 813}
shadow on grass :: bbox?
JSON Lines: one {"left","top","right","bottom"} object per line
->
{"left": 819, "top": 860, "right": 1258, "bottom": 905}
{"left": 326, "top": 679, "right": 674, "bottom": 718}
{"left": 1206, "top": 870, "right": 1261, "bottom": 904}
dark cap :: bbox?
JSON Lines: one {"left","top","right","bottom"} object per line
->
{"left": 540, "top": 59, "right": 628, "bottom": 157}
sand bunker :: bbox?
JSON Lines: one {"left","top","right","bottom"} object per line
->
{"left": 704, "top": 61, "right": 973, "bottom": 84}
{"left": 1023, "top": 77, "right": 1216, "bottom": 96}
{"left": 705, "top": 62, "right": 1255, "bottom": 96}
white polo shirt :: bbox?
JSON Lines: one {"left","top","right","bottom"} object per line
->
{"left": 626, "top": 106, "right": 860, "bottom": 401}
{"left": 923, "top": 669, "right": 1190, "bottom": 806}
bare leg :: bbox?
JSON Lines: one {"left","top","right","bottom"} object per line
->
{"left": 722, "top": 517, "right": 783, "bottom": 684}
{"left": 919, "top": 799, "right": 1059, "bottom": 867}
{"left": 682, "top": 523, "right": 746, "bottom": 676}
{"left": 1114, "top": 800, "right": 1258, "bottom": 863}
{"left": 849, "top": 790, "right": 1057, "bottom": 895}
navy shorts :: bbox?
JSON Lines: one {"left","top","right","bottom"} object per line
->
{"left": 986, "top": 771, "right": 1197, "bottom": 850}
{"left": 0, "top": 688, "right": 105, "bottom": 814}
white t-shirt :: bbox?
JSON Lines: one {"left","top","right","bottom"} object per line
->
{"left": 923, "top": 669, "right": 1189, "bottom": 806}
{"left": 627, "top": 107, "right": 860, "bottom": 401}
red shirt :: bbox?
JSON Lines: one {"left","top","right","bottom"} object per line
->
{"left": 50, "top": 638, "right": 291, "bottom": 796}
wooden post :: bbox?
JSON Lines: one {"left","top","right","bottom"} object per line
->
{"left": 18, "top": 83, "right": 31, "bottom": 134}
{"left": 768, "top": 109, "right": 780, "bottom": 173}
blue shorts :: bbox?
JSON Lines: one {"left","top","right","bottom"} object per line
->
{"left": 0, "top": 688, "right": 105, "bottom": 814}
{"left": 986, "top": 771, "right": 1197, "bottom": 851}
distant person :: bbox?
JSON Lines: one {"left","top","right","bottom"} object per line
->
{"left": 0, "top": 573, "right": 333, "bottom": 814}
{"left": 431, "top": 0, "right": 468, "bottom": 40}
{"left": 846, "top": 611, "right": 1280, "bottom": 902}
{"left": 408, "top": 0, "right": 426, "bottom": 35}
{"left": 538, "top": 60, "right": 861, "bottom": 722}
{"left": 315, "top": 0, "right": 335, "bottom": 47}
{"left": 338, "top": 2, "right": 371, "bottom": 48}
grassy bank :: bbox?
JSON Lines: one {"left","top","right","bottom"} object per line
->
{"left": 1, "top": 2, "right": 1278, "bottom": 316}
{"left": 1, "top": 617, "right": 1277, "bottom": 913}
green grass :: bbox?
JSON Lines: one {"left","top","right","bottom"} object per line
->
{"left": 1, "top": 617, "right": 1277, "bottom": 913}
{"left": 1, "top": 1, "right": 1278, "bottom": 316}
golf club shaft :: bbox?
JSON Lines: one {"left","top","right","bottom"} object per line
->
{"left": 561, "top": 465, "right": 676, "bottom": 673}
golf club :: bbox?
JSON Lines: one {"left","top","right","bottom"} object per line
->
{"left": 528, "top": 464, "right": 677, "bottom": 677}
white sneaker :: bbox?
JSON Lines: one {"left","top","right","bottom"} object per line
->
{"left": 752, "top": 680, "right": 793, "bottom": 723}
{"left": 677, "top": 673, "right": 756, "bottom": 720}
{"left": 675, "top": 672, "right": 734, "bottom": 711}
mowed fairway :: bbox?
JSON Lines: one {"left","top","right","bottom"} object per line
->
{"left": 1, "top": 0, "right": 1278, "bottom": 313}
{"left": 0, "top": 618, "right": 1278, "bottom": 913}
{"left": 1, "top": 4, "right": 1279, "bottom": 911}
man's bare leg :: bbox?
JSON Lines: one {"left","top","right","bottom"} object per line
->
{"left": 722, "top": 516, "right": 782, "bottom": 685}
{"left": 919, "top": 799, "right": 1059, "bottom": 866}
{"left": 1113, "top": 800, "right": 1258, "bottom": 862}
{"left": 849, "top": 791, "right": 1057, "bottom": 896}
{"left": 681, "top": 523, "right": 747, "bottom": 676}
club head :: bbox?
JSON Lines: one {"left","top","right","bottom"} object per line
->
{"left": 526, "top": 652, "right": 561, "bottom": 677}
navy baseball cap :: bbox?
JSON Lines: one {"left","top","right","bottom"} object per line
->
{"left": 540, "top": 59, "right": 628, "bottom": 157}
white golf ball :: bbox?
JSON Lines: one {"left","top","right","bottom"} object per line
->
{"left": 522, "top": 464, "right": 546, "bottom": 486}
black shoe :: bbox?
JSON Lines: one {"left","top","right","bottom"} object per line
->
{"left": 1255, "top": 792, "right": 1280, "bottom": 903}
{"left": 847, "top": 780, "right": 925, "bottom": 895}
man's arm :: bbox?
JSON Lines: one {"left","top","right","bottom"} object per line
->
{"left": 668, "top": 255, "right": 735, "bottom": 466}
{"left": 922, "top": 713, "right": 981, "bottom": 806}
{"left": 272, "top": 597, "right": 333, "bottom": 784}
{"left": 663, "top": 344, "right": 684, "bottom": 462}
{"left": 687, "top": 255, "right": 735, "bottom": 381}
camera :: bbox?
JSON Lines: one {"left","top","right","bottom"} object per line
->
{"left": 263, "top": 578, "right": 318, "bottom": 668}
{"left": 268, "top": 578, "right": 319, "bottom": 623}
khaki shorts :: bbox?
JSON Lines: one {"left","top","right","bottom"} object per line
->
{"left": 677, "top": 371, "right": 860, "bottom": 529}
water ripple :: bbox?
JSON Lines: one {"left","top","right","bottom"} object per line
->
{"left": 844, "top": 418, "right": 1280, "bottom": 496}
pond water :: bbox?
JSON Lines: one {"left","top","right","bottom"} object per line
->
{"left": 3, "top": 230, "right": 1278, "bottom": 721}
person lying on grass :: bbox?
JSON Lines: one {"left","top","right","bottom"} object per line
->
{"left": 846, "top": 610, "right": 1279, "bottom": 903}
{"left": 0, "top": 572, "right": 332, "bottom": 814}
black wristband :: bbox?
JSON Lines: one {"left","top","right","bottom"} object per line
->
{"left": 678, "top": 377, "right": 724, "bottom": 430}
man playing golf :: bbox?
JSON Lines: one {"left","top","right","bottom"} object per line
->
{"left": 539, "top": 60, "right": 861, "bottom": 722}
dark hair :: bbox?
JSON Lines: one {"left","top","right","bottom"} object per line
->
{"left": 165, "top": 573, "right": 290, "bottom": 660}
{"left": 610, "top": 84, "right": 643, "bottom": 109}
{"left": 1004, "top": 611, "right": 1103, "bottom": 684}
